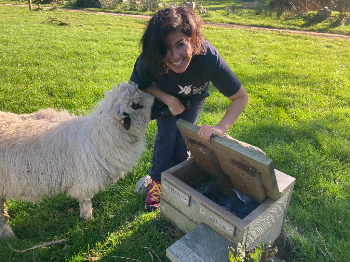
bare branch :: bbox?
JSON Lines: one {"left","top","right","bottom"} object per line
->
{"left": 110, "top": 256, "right": 142, "bottom": 262}
{"left": 315, "top": 228, "right": 337, "bottom": 262}
{"left": 143, "top": 247, "right": 162, "bottom": 261}
{"left": 5, "top": 238, "right": 67, "bottom": 253}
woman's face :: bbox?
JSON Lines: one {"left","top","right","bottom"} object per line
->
{"left": 163, "top": 31, "right": 193, "bottom": 74}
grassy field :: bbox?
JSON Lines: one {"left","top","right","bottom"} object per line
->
{"left": 1, "top": 0, "right": 350, "bottom": 35}
{"left": 1, "top": 4, "right": 350, "bottom": 262}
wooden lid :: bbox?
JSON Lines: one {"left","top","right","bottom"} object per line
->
{"left": 176, "top": 119, "right": 280, "bottom": 203}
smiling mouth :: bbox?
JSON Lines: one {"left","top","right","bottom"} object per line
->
{"left": 171, "top": 59, "right": 184, "bottom": 66}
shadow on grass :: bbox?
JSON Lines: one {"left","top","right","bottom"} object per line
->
{"left": 1, "top": 176, "right": 181, "bottom": 261}
{"left": 300, "top": 13, "right": 343, "bottom": 30}
{"left": 227, "top": 119, "right": 349, "bottom": 261}
{"left": 299, "top": 13, "right": 328, "bottom": 28}
{"left": 197, "top": 81, "right": 349, "bottom": 259}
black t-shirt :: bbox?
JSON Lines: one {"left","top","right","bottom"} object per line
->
{"left": 130, "top": 41, "right": 241, "bottom": 100}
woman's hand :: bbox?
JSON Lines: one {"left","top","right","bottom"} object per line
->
{"left": 197, "top": 125, "right": 224, "bottom": 144}
{"left": 168, "top": 96, "right": 185, "bottom": 116}
{"left": 141, "top": 83, "right": 185, "bottom": 116}
{"left": 197, "top": 85, "right": 249, "bottom": 144}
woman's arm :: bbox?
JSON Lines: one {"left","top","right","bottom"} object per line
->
{"left": 142, "top": 83, "right": 185, "bottom": 116}
{"left": 197, "top": 86, "right": 248, "bottom": 144}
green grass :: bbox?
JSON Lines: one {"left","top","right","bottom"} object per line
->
{"left": 1, "top": 5, "right": 350, "bottom": 262}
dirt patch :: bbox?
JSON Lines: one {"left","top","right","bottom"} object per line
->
{"left": 205, "top": 21, "right": 350, "bottom": 41}
{"left": 270, "top": 231, "right": 288, "bottom": 261}
{"left": 2, "top": 4, "right": 350, "bottom": 41}
{"left": 65, "top": 8, "right": 350, "bottom": 41}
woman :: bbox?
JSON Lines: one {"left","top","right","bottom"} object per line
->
{"left": 130, "top": 6, "right": 248, "bottom": 212}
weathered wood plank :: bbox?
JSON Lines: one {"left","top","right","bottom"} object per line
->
{"left": 161, "top": 172, "right": 249, "bottom": 245}
{"left": 164, "top": 158, "right": 207, "bottom": 186}
{"left": 225, "top": 158, "right": 266, "bottom": 203}
{"left": 160, "top": 199, "right": 198, "bottom": 234}
{"left": 275, "top": 169, "right": 296, "bottom": 195}
{"left": 176, "top": 119, "right": 280, "bottom": 200}
{"left": 244, "top": 186, "right": 294, "bottom": 250}
{"left": 199, "top": 203, "right": 235, "bottom": 237}
{"left": 185, "top": 138, "right": 227, "bottom": 180}
{"left": 240, "top": 169, "right": 295, "bottom": 224}
{"left": 274, "top": 170, "right": 296, "bottom": 227}
{"left": 162, "top": 179, "right": 191, "bottom": 206}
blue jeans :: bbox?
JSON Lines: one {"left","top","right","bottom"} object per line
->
{"left": 149, "top": 99, "right": 205, "bottom": 181}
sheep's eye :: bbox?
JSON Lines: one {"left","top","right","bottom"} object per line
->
{"left": 132, "top": 103, "right": 143, "bottom": 110}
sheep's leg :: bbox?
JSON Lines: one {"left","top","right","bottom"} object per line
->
{"left": 0, "top": 197, "right": 15, "bottom": 239}
{"left": 79, "top": 199, "right": 93, "bottom": 220}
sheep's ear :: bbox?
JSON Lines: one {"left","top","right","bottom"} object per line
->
{"left": 117, "top": 82, "right": 128, "bottom": 97}
{"left": 112, "top": 101, "right": 125, "bottom": 121}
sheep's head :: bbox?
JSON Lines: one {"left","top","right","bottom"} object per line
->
{"left": 111, "top": 82, "right": 154, "bottom": 132}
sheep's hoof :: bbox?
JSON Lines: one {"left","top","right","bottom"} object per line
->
{"left": 79, "top": 211, "right": 93, "bottom": 220}
{"left": 79, "top": 199, "right": 93, "bottom": 220}
{"left": 0, "top": 224, "right": 16, "bottom": 239}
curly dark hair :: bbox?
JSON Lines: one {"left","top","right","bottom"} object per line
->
{"left": 140, "top": 6, "right": 205, "bottom": 79}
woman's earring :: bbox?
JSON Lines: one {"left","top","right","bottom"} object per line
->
{"left": 164, "top": 63, "right": 169, "bottom": 74}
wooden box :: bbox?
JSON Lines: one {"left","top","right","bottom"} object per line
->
{"left": 160, "top": 119, "right": 295, "bottom": 250}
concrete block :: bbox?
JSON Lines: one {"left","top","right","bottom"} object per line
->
{"left": 166, "top": 223, "right": 235, "bottom": 262}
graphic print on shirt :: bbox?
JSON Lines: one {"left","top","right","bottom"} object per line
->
{"left": 178, "top": 85, "right": 206, "bottom": 95}
{"left": 193, "top": 85, "right": 206, "bottom": 95}
{"left": 178, "top": 85, "right": 192, "bottom": 95}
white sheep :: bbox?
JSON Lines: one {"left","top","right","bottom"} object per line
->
{"left": 0, "top": 82, "right": 154, "bottom": 239}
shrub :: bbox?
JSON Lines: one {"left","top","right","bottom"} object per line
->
{"left": 119, "top": 0, "right": 163, "bottom": 12}
{"left": 225, "top": 5, "right": 235, "bottom": 15}
{"left": 334, "top": 0, "right": 350, "bottom": 19}
{"left": 99, "top": 0, "right": 119, "bottom": 9}
{"left": 139, "top": 0, "right": 162, "bottom": 11}
{"left": 73, "top": 0, "right": 119, "bottom": 9}
{"left": 269, "top": 0, "right": 350, "bottom": 16}
{"left": 74, "top": 0, "right": 101, "bottom": 8}
{"left": 228, "top": 242, "right": 283, "bottom": 262}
